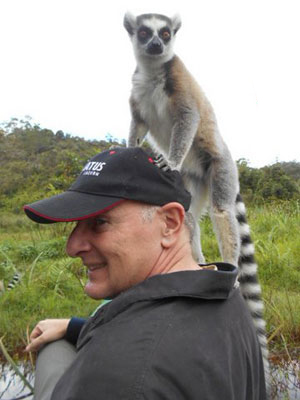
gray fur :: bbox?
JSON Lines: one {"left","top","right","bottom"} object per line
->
{"left": 124, "top": 12, "right": 240, "bottom": 264}
{"left": 124, "top": 13, "right": 270, "bottom": 392}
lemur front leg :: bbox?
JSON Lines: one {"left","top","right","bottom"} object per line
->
{"left": 128, "top": 119, "right": 148, "bottom": 147}
{"left": 167, "top": 105, "right": 200, "bottom": 170}
{"left": 128, "top": 98, "right": 148, "bottom": 147}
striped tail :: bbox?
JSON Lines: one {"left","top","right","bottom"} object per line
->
{"left": 7, "top": 272, "right": 21, "bottom": 291}
{"left": 235, "top": 194, "right": 270, "bottom": 391}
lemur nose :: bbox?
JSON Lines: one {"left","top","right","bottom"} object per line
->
{"left": 147, "top": 36, "right": 163, "bottom": 55}
{"left": 151, "top": 37, "right": 161, "bottom": 47}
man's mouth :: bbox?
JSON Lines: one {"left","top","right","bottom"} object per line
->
{"left": 86, "top": 263, "right": 107, "bottom": 271}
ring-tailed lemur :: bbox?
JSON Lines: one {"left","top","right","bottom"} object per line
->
{"left": 0, "top": 273, "right": 21, "bottom": 293}
{"left": 7, "top": 272, "right": 21, "bottom": 290}
{"left": 124, "top": 12, "right": 269, "bottom": 387}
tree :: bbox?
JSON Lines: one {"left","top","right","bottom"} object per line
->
{"left": 237, "top": 159, "right": 299, "bottom": 203}
{"left": 258, "top": 164, "right": 299, "bottom": 201}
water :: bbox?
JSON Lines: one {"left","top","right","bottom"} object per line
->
{"left": 0, "top": 360, "right": 299, "bottom": 399}
{"left": 0, "top": 364, "right": 34, "bottom": 400}
{"left": 270, "top": 360, "right": 300, "bottom": 399}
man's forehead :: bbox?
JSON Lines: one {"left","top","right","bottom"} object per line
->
{"left": 97, "top": 200, "right": 129, "bottom": 217}
{"left": 93, "top": 200, "right": 145, "bottom": 218}
{"left": 74, "top": 201, "right": 160, "bottom": 225}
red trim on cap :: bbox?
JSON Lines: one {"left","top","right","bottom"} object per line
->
{"left": 23, "top": 199, "right": 125, "bottom": 222}
{"left": 109, "top": 150, "right": 116, "bottom": 155}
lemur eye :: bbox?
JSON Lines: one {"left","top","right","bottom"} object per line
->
{"left": 139, "top": 30, "right": 148, "bottom": 38}
{"left": 137, "top": 27, "right": 152, "bottom": 43}
{"left": 162, "top": 31, "right": 170, "bottom": 40}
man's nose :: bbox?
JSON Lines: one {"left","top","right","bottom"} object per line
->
{"left": 66, "top": 221, "right": 91, "bottom": 257}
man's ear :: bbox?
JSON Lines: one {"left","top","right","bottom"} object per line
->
{"left": 160, "top": 202, "right": 185, "bottom": 248}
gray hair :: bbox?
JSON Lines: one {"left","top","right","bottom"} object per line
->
{"left": 140, "top": 205, "right": 160, "bottom": 222}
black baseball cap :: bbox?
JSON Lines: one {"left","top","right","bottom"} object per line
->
{"left": 24, "top": 147, "right": 191, "bottom": 224}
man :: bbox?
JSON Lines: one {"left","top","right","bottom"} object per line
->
{"left": 24, "top": 147, "right": 266, "bottom": 399}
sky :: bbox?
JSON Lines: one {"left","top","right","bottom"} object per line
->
{"left": 0, "top": 0, "right": 299, "bottom": 167}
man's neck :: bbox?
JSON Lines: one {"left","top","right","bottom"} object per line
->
{"left": 147, "top": 241, "right": 200, "bottom": 278}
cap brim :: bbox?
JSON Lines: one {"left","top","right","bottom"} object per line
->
{"left": 23, "top": 190, "right": 125, "bottom": 224}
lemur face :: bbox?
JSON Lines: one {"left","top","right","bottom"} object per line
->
{"left": 124, "top": 13, "right": 181, "bottom": 60}
{"left": 137, "top": 19, "right": 172, "bottom": 56}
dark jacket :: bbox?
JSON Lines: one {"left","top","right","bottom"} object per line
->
{"left": 52, "top": 263, "right": 266, "bottom": 399}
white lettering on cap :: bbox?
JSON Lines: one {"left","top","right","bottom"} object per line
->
{"left": 81, "top": 161, "right": 106, "bottom": 176}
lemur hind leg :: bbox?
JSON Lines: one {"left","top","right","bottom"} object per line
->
{"left": 209, "top": 157, "right": 240, "bottom": 266}
{"left": 182, "top": 171, "right": 208, "bottom": 263}
{"left": 210, "top": 206, "right": 240, "bottom": 265}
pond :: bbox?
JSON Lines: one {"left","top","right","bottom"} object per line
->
{"left": 0, "top": 364, "right": 33, "bottom": 400}
{"left": 269, "top": 359, "right": 300, "bottom": 399}
{"left": 0, "top": 360, "right": 299, "bottom": 399}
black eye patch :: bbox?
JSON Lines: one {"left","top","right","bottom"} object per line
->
{"left": 137, "top": 26, "right": 153, "bottom": 44}
{"left": 159, "top": 27, "right": 171, "bottom": 43}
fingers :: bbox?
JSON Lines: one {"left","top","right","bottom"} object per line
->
{"left": 26, "top": 333, "right": 47, "bottom": 352}
{"left": 26, "top": 320, "right": 49, "bottom": 352}
{"left": 29, "top": 324, "right": 43, "bottom": 341}
{"left": 25, "top": 319, "right": 70, "bottom": 352}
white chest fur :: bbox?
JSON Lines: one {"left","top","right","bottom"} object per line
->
{"left": 132, "top": 70, "right": 173, "bottom": 151}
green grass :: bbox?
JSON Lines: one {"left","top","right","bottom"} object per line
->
{"left": 200, "top": 200, "right": 300, "bottom": 355}
{"left": 264, "top": 288, "right": 300, "bottom": 354}
{"left": 0, "top": 219, "right": 97, "bottom": 355}
{"left": 0, "top": 201, "right": 299, "bottom": 359}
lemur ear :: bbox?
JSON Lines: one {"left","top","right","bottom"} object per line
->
{"left": 172, "top": 14, "right": 182, "bottom": 35}
{"left": 124, "top": 12, "right": 136, "bottom": 36}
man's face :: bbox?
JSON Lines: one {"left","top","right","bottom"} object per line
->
{"left": 66, "top": 201, "right": 164, "bottom": 299}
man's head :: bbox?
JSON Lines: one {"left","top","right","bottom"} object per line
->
{"left": 66, "top": 200, "right": 191, "bottom": 299}
{"left": 24, "top": 147, "right": 195, "bottom": 299}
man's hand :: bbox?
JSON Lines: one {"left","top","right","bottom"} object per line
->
{"left": 25, "top": 319, "right": 70, "bottom": 352}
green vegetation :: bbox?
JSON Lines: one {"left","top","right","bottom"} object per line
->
{"left": 237, "top": 158, "right": 299, "bottom": 203}
{"left": 0, "top": 117, "right": 124, "bottom": 212}
{"left": 201, "top": 201, "right": 300, "bottom": 356}
{"left": 0, "top": 118, "right": 299, "bottom": 362}
{"left": 0, "top": 219, "right": 97, "bottom": 356}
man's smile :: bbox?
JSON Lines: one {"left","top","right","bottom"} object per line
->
{"left": 86, "top": 263, "right": 107, "bottom": 272}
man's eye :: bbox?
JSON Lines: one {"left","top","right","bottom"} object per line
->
{"left": 95, "top": 218, "right": 106, "bottom": 226}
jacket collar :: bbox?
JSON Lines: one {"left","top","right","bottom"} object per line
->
{"left": 97, "top": 262, "right": 238, "bottom": 324}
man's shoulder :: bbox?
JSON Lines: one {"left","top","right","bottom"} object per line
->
{"left": 64, "top": 289, "right": 265, "bottom": 400}
{"left": 95, "top": 287, "right": 256, "bottom": 361}
{"left": 102, "top": 290, "right": 264, "bottom": 399}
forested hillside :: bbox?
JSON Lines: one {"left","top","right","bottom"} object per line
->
{"left": 0, "top": 118, "right": 123, "bottom": 211}
{"left": 0, "top": 118, "right": 299, "bottom": 213}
